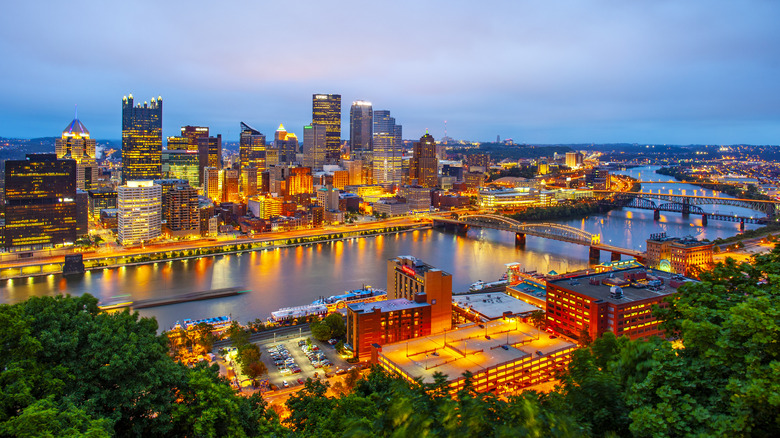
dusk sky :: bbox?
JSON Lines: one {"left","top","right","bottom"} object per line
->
{"left": 1, "top": 1, "right": 778, "bottom": 145}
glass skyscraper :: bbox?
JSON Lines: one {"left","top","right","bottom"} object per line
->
{"left": 122, "top": 94, "right": 162, "bottom": 183}
{"left": 312, "top": 94, "right": 341, "bottom": 163}
{"left": 372, "top": 110, "right": 403, "bottom": 187}
{"left": 350, "top": 100, "right": 373, "bottom": 154}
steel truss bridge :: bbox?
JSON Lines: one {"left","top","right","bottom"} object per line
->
{"left": 432, "top": 214, "right": 644, "bottom": 262}
{"left": 596, "top": 191, "right": 779, "bottom": 223}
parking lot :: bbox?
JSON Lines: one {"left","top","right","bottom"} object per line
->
{"left": 259, "top": 336, "right": 352, "bottom": 390}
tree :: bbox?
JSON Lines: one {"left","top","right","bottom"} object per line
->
{"left": 310, "top": 320, "right": 332, "bottom": 341}
{"left": 225, "top": 321, "right": 249, "bottom": 349}
{"left": 322, "top": 313, "right": 346, "bottom": 338}
{"left": 528, "top": 310, "right": 546, "bottom": 329}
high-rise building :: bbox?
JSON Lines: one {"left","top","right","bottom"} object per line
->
{"left": 275, "top": 124, "right": 299, "bottom": 164}
{"left": 197, "top": 134, "right": 222, "bottom": 183}
{"left": 372, "top": 110, "right": 403, "bottom": 187}
{"left": 410, "top": 133, "right": 438, "bottom": 188}
{"left": 122, "top": 94, "right": 162, "bottom": 182}
{"left": 222, "top": 169, "right": 240, "bottom": 203}
{"left": 387, "top": 256, "right": 452, "bottom": 334}
{"left": 303, "top": 124, "right": 327, "bottom": 170}
{"left": 242, "top": 167, "right": 258, "bottom": 199}
{"left": 168, "top": 126, "right": 209, "bottom": 151}
{"left": 565, "top": 151, "right": 583, "bottom": 169}
{"left": 350, "top": 100, "right": 373, "bottom": 154}
{"left": 287, "top": 167, "right": 313, "bottom": 196}
{"left": 3, "top": 154, "right": 77, "bottom": 251}
{"left": 117, "top": 180, "right": 162, "bottom": 246}
{"left": 163, "top": 184, "right": 199, "bottom": 238}
{"left": 55, "top": 111, "right": 98, "bottom": 190}
{"left": 312, "top": 94, "right": 341, "bottom": 163}
{"left": 240, "top": 122, "right": 266, "bottom": 194}
{"left": 203, "top": 167, "right": 220, "bottom": 201}
{"left": 162, "top": 149, "right": 200, "bottom": 187}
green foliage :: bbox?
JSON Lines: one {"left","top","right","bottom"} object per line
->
{"left": 226, "top": 321, "right": 250, "bottom": 349}
{"left": 507, "top": 200, "right": 614, "bottom": 222}
{"left": 322, "top": 313, "right": 346, "bottom": 338}
{"left": 0, "top": 294, "right": 283, "bottom": 437}
{"left": 310, "top": 318, "right": 333, "bottom": 341}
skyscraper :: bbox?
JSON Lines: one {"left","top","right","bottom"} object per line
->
{"left": 350, "top": 100, "right": 373, "bottom": 154}
{"left": 3, "top": 154, "right": 77, "bottom": 251}
{"left": 303, "top": 124, "right": 327, "bottom": 170}
{"left": 122, "top": 94, "right": 162, "bottom": 182}
{"left": 55, "top": 110, "right": 98, "bottom": 190}
{"left": 410, "top": 132, "right": 438, "bottom": 188}
{"left": 163, "top": 184, "right": 199, "bottom": 238}
{"left": 312, "top": 94, "right": 341, "bottom": 163}
{"left": 117, "top": 180, "right": 162, "bottom": 246}
{"left": 197, "top": 134, "right": 222, "bottom": 184}
{"left": 239, "top": 122, "right": 265, "bottom": 194}
{"left": 372, "top": 110, "right": 403, "bottom": 187}
{"left": 274, "top": 124, "right": 299, "bottom": 164}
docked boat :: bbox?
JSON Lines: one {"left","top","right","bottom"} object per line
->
{"left": 312, "top": 286, "right": 387, "bottom": 310}
{"left": 270, "top": 304, "right": 328, "bottom": 322}
{"left": 174, "top": 315, "right": 233, "bottom": 332}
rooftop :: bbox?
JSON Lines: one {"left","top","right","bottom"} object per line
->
{"left": 548, "top": 267, "right": 693, "bottom": 304}
{"left": 453, "top": 292, "right": 541, "bottom": 320}
{"left": 379, "top": 319, "right": 576, "bottom": 384}
{"left": 348, "top": 298, "right": 428, "bottom": 314}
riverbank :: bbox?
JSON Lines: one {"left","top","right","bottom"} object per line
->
{"left": 0, "top": 223, "right": 432, "bottom": 281}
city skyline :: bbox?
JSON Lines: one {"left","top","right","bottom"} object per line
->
{"left": 1, "top": 1, "right": 779, "bottom": 144}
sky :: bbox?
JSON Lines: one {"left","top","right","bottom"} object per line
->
{"left": 0, "top": 0, "right": 778, "bottom": 145}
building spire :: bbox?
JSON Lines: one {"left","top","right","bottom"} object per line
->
{"left": 74, "top": 104, "right": 78, "bottom": 119}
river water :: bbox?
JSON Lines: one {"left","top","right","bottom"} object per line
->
{"left": 0, "top": 166, "right": 759, "bottom": 330}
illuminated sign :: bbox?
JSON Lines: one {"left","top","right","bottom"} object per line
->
{"left": 401, "top": 265, "right": 416, "bottom": 277}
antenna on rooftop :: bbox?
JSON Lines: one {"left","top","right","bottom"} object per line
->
{"left": 444, "top": 120, "right": 447, "bottom": 138}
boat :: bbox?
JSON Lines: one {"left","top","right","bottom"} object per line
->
{"left": 312, "top": 286, "right": 387, "bottom": 310}
{"left": 269, "top": 286, "right": 387, "bottom": 322}
{"left": 173, "top": 315, "right": 232, "bottom": 332}
{"left": 469, "top": 280, "right": 486, "bottom": 292}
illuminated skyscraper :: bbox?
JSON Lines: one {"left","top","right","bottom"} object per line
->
{"left": 274, "top": 124, "right": 299, "bottom": 164}
{"left": 350, "top": 100, "right": 373, "bottom": 154}
{"left": 162, "top": 149, "right": 200, "bottom": 187}
{"left": 122, "top": 94, "right": 162, "bottom": 182}
{"left": 410, "top": 132, "right": 438, "bottom": 188}
{"left": 372, "top": 110, "right": 403, "bottom": 187}
{"left": 3, "top": 154, "right": 77, "bottom": 251}
{"left": 168, "top": 126, "right": 208, "bottom": 151}
{"left": 197, "top": 134, "right": 222, "bottom": 184}
{"left": 117, "top": 180, "right": 162, "bottom": 246}
{"left": 163, "top": 184, "right": 199, "bottom": 238}
{"left": 303, "top": 124, "right": 326, "bottom": 170}
{"left": 55, "top": 110, "right": 98, "bottom": 190}
{"left": 240, "top": 122, "right": 265, "bottom": 195}
{"left": 312, "top": 94, "right": 341, "bottom": 163}
{"left": 203, "top": 167, "right": 220, "bottom": 201}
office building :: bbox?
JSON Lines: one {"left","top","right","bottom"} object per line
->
{"left": 287, "top": 167, "right": 313, "bottom": 196}
{"left": 374, "top": 319, "right": 576, "bottom": 395}
{"left": 122, "top": 94, "right": 162, "bottom": 182}
{"left": 222, "top": 169, "right": 240, "bottom": 203}
{"left": 645, "top": 233, "right": 714, "bottom": 276}
{"left": 546, "top": 267, "right": 694, "bottom": 341}
{"left": 303, "top": 124, "right": 327, "bottom": 170}
{"left": 247, "top": 195, "right": 283, "bottom": 219}
{"left": 203, "top": 167, "right": 220, "bottom": 201}
{"left": 240, "top": 122, "right": 266, "bottom": 171}
{"left": 372, "top": 110, "right": 403, "bottom": 187}
{"left": 275, "top": 124, "right": 299, "bottom": 164}
{"left": 466, "top": 154, "right": 489, "bottom": 172}
{"left": 197, "top": 134, "right": 222, "bottom": 182}
{"left": 55, "top": 112, "right": 98, "bottom": 190}
{"left": 565, "top": 151, "right": 583, "bottom": 169}
{"left": 162, "top": 149, "right": 200, "bottom": 187}
{"left": 399, "top": 185, "right": 431, "bottom": 212}
{"left": 350, "top": 100, "right": 373, "bottom": 154}
{"left": 242, "top": 167, "right": 258, "bottom": 199}
{"left": 312, "top": 93, "right": 341, "bottom": 163}
{"left": 347, "top": 297, "right": 432, "bottom": 362}
{"left": 87, "top": 189, "right": 117, "bottom": 219}
{"left": 387, "top": 256, "right": 452, "bottom": 334}
{"left": 584, "top": 168, "right": 611, "bottom": 190}
{"left": 168, "top": 126, "right": 208, "bottom": 152}
{"left": 3, "top": 154, "right": 77, "bottom": 251}
{"left": 410, "top": 133, "right": 438, "bottom": 188}
{"left": 163, "top": 184, "right": 199, "bottom": 238}
{"left": 117, "top": 180, "right": 162, "bottom": 246}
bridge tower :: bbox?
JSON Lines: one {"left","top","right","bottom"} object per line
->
{"left": 701, "top": 214, "right": 708, "bottom": 226}
{"left": 515, "top": 233, "right": 526, "bottom": 248}
{"left": 681, "top": 198, "right": 691, "bottom": 215}
{"left": 653, "top": 209, "right": 660, "bottom": 220}
{"left": 589, "top": 247, "right": 600, "bottom": 264}
{"left": 740, "top": 219, "right": 745, "bottom": 232}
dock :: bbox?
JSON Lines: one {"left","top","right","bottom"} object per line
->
{"left": 99, "top": 286, "right": 249, "bottom": 311}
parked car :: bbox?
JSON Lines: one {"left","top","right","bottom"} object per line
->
{"left": 282, "top": 380, "right": 290, "bottom": 388}
{"left": 297, "top": 378, "right": 305, "bottom": 385}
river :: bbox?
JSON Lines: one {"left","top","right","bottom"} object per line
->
{"left": 0, "top": 166, "right": 760, "bottom": 330}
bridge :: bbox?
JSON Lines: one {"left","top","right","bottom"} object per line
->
{"left": 432, "top": 214, "right": 644, "bottom": 264}
{"left": 594, "top": 191, "right": 779, "bottom": 225}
